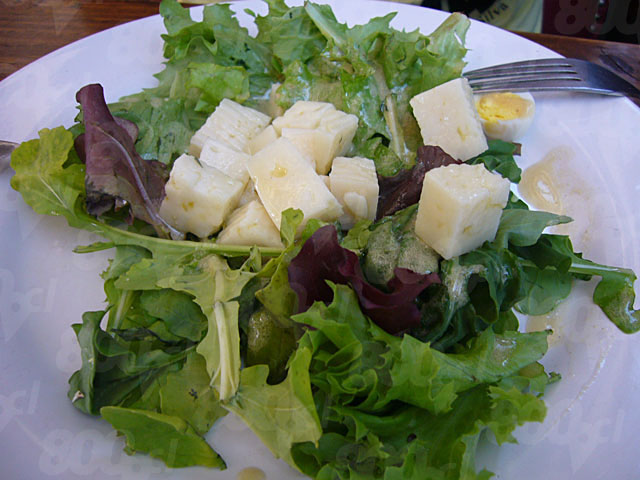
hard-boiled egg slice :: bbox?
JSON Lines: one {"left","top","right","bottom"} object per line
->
{"left": 474, "top": 91, "right": 535, "bottom": 142}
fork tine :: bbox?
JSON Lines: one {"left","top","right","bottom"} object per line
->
{"left": 464, "top": 65, "right": 577, "bottom": 80}
{"left": 464, "top": 58, "right": 573, "bottom": 77}
{"left": 467, "top": 79, "right": 590, "bottom": 94}
{"left": 469, "top": 75, "right": 581, "bottom": 88}
{"left": 463, "top": 58, "right": 640, "bottom": 98}
{"left": 464, "top": 58, "right": 582, "bottom": 91}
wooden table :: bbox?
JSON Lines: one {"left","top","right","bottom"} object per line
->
{"left": 1, "top": 1, "right": 639, "bottom": 106}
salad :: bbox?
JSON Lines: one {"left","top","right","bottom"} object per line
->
{"left": 8, "top": 0, "right": 640, "bottom": 479}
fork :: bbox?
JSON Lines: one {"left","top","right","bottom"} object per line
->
{"left": 464, "top": 58, "right": 640, "bottom": 100}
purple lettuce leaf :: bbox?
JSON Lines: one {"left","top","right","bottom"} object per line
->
{"left": 288, "top": 225, "right": 440, "bottom": 334}
{"left": 376, "top": 145, "right": 461, "bottom": 219}
{"left": 75, "top": 84, "right": 181, "bottom": 239}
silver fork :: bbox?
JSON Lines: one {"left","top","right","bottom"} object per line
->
{"left": 464, "top": 58, "right": 640, "bottom": 100}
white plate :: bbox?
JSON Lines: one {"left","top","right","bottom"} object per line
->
{"left": 1, "top": 1, "right": 639, "bottom": 479}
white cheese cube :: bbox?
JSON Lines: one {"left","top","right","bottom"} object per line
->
{"left": 319, "top": 109, "right": 359, "bottom": 158}
{"left": 159, "top": 154, "right": 244, "bottom": 238}
{"left": 274, "top": 102, "right": 359, "bottom": 174}
{"left": 280, "top": 127, "right": 332, "bottom": 171}
{"left": 271, "top": 101, "right": 334, "bottom": 134}
{"left": 329, "top": 156, "right": 379, "bottom": 229}
{"left": 410, "top": 78, "right": 488, "bottom": 161}
{"left": 199, "top": 138, "right": 250, "bottom": 185}
{"left": 248, "top": 125, "right": 279, "bottom": 154}
{"left": 414, "top": 163, "right": 510, "bottom": 259}
{"left": 217, "top": 200, "right": 284, "bottom": 248}
{"left": 247, "top": 137, "right": 343, "bottom": 230}
{"left": 189, "top": 99, "right": 271, "bottom": 157}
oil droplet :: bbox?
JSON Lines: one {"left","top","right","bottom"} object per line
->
{"left": 271, "top": 164, "right": 287, "bottom": 178}
{"left": 236, "top": 466, "right": 266, "bottom": 480}
{"left": 525, "top": 310, "right": 563, "bottom": 346}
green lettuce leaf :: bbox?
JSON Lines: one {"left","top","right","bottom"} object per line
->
{"left": 101, "top": 406, "right": 225, "bottom": 468}
{"left": 225, "top": 346, "right": 322, "bottom": 468}
{"left": 159, "top": 351, "right": 228, "bottom": 435}
{"left": 288, "top": 284, "right": 552, "bottom": 479}
{"left": 10, "top": 127, "right": 86, "bottom": 227}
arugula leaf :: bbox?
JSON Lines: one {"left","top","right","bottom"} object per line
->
{"left": 67, "top": 309, "right": 192, "bottom": 416}
{"left": 139, "top": 289, "right": 207, "bottom": 342}
{"left": 520, "top": 235, "right": 640, "bottom": 333}
{"left": 493, "top": 209, "right": 572, "bottom": 250}
{"left": 467, "top": 139, "right": 523, "bottom": 183}
{"left": 115, "top": 250, "right": 255, "bottom": 400}
{"left": 101, "top": 406, "right": 226, "bottom": 468}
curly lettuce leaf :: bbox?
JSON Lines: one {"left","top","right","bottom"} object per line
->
{"left": 110, "top": 0, "right": 274, "bottom": 163}
{"left": 271, "top": 2, "right": 469, "bottom": 175}
{"left": 10, "top": 127, "right": 86, "bottom": 226}
{"left": 289, "top": 284, "right": 552, "bottom": 479}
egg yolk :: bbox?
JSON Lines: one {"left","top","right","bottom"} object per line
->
{"left": 476, "top": 92, "right": 533, "bottom": 122}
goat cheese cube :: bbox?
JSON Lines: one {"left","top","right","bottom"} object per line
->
{"left": 247, "top": 137, "right": 343, "bottom": 230}
{"left": 410, "top": 77, "right": 488, "bottom": 161}
{"left": 189, "top": 98, "right": 271, "bottom": 157}
{"left": 414, "top": 163, "right": 510, "bottom": 259}
{"left": 217, "top": 200, "right": 284, "bottom": 248}
{"left": 329, "top": 156, "right": 379, "bottom": 229}
{"left": 159, "top": 154, "right": 244, "bottom": 238}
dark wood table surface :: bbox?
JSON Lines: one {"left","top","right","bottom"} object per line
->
{"left": 1, "top": 1, "right": 639, "bottom": 106}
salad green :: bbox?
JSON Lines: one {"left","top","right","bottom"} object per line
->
{"left": 9, "top": 0, "right": 640, "bottom": 479}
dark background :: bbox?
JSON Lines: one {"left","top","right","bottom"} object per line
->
{"left": 422, "top": 0, "right": 640, "bottom": 44}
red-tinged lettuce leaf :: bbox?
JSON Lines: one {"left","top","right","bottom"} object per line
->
{"left": 288, "top": 224, "right": 440, "bottom": 334}
{"left": 376, "top": 145, "right": 461, "bottom": 219}
{"left": 76, "top": 83, "right": 181, "bottom": 239}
